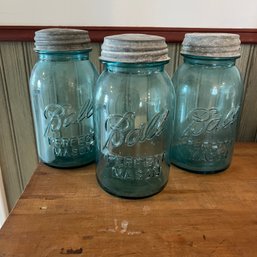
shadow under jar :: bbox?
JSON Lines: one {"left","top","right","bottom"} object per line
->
{"left": 94, "top": 34, "right": 175, "bottom": 198}
{"left": 170, "top": 33, "right": 243, "bottom": 174}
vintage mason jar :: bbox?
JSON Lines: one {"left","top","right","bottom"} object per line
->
{"left": 170, "top": 33, "right": 243, "bottom": 173}
{"left": 94, "top": 34, "right": 175, "bottom": 198}
{"left": 30, "top": 28, "right": 98, "bottom": 168}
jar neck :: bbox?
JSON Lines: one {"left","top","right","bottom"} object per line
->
{"left": 37, "top": 50, "right": 90, "bottom": 61}
{"left": 103, "top": 61, "right": 168, "bottom": 74}
{"left": 183, "top": 54, "right": 237, "bottom": 67}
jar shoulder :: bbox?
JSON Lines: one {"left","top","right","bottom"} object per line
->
{"left": 173, "top": 62, "right": 241, "bottom": 77}
{"left": 30, "top": 60, "right": 98, "bottom": 87}
{"left": 95, "top": 70, "right": 174, "bottom": 102}
{"left": 96, "top": 70, "right": 173, "bottom": 89}
{"left": 172, "top": 63, "right": 242, "bottom": 89}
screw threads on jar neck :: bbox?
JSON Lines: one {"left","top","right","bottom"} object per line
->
{"left": 34, "top": 28, "right": 92, "bottom": 52}
{"left": 100, "top": 34, "right": 170, "bottom": 63}
{"left": 181, "top": 33, "right": 241, "bottom": 58}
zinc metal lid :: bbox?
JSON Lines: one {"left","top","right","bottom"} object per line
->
{"left": 34, "top": 28, "right": 91, "bottom": 51}
{"left": 100, "top": 33, "right": 170, "bottom": 63}
{"left": 181, "top": 33, "right": 241, "bottom": 58}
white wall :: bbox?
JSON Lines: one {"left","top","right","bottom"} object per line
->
{"left": 0, "top": 0, "right": 256, "bottom": 28}
{"left": 0, "top": 167, "right": 8, "bottom": 228}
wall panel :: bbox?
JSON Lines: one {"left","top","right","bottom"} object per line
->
{"left": 0, "top": 43, "right": 24, "bottom": 209}
{"left": 238, "top": 46, "right": 257, "bottom": 141}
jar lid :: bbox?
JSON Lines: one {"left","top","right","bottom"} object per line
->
{"left": 100, "top": 34, "right": 170, "bottom": 63}
{"left": 34, "top": 28, "right": 91, "bottom": 51}
{"left": 181, "top": 33, "right": 241, "bottom": 58}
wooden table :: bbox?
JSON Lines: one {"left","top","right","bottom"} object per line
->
{"left": 1, "top": 143, "right": 257, "bottom": 257}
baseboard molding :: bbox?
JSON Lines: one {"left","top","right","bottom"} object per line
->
{"left": 0, "top": 26, "right": 257, "bottom": 43}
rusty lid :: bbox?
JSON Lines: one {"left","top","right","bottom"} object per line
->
{"left": 34, "top": 28, "right": 91, "bottom": 51}
{"left": 181, "top": 33, "right": 241, "bottom": 58}
{"left": 100, "top": 33, "right": 170, "bottom": 63}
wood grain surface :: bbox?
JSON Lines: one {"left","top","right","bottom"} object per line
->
{"left": 0, "top": 143, "right": 256, "bottom": 257}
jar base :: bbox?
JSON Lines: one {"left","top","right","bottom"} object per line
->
{"left": 41, "top": 159, "right": 95, "bottom": 169}
{"left": 171, "top": 161, "right": 229, "bottom": 175}
{"left": 96, "top": 174, "right": 168, "bottom": 199}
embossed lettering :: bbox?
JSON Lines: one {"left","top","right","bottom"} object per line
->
{"left": 177, "top": 140, "right": 232, "bottom": 162}
{"left": 44, "top": 100, "right": 93, "bottom": 136}
{"left": 176, "top": 106, "right": 240, "bottom": 162}
{"left": 103, "top": 109, "right": 169, "bottom": 150}
{"left": 182, "top": 107, "right": 240, "bottom": 137}
{"left": 48, "top": 130, "right": 95, "bottom": 157}
{"left": 105, "top": 153, "right": 164, "bottom": 181}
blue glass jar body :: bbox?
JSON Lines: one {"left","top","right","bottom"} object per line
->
{"left": 171, "top": 55, "right": 243, "bottom": 173}
{"left": 30, "top": 51, "right": 98, "bottom": 168}
{"left": 94, "top": 62, "right": 175, "bottom": 198}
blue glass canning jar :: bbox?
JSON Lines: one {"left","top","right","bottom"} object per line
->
{"left": 170, "top": 33, "right": 243, "bottom": 173}
{"left": 94, "top": 34, "right": 175, "bottom": 198}
{"left": 29, "top": 29, "right": 98, "bottom": 168}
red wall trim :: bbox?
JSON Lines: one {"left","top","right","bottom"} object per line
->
{"left": 0, "top": 26, "right": 257, "bottom": 43}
